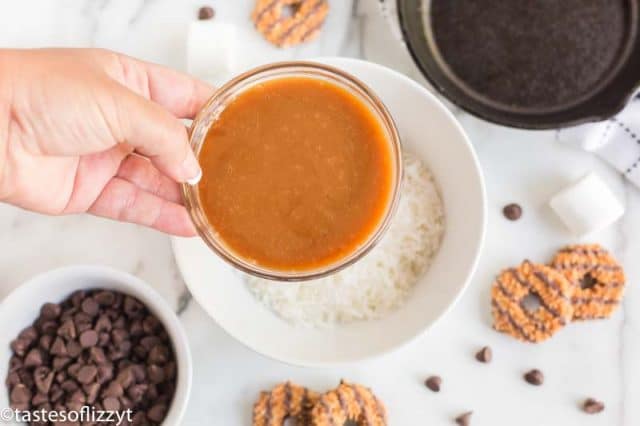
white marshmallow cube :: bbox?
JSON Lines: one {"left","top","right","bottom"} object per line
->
{"left": 187, "top": 21, "right": 237, "bottom": 84}
{"left": 549, "top": 173, "right": 624, "bottom": 236}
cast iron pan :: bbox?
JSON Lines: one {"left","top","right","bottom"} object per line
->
{"left": 397, "top": 0, "right": 640, "bottom": 129}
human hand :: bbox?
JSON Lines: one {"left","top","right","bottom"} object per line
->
{"left": 0, "top": 48, "right": 214, "bottom": 236}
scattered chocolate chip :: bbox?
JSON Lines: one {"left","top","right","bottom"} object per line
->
{"left": 524, "top": 369, "right": 544, "bottom": 386}
{"left": 425, "top": 376, "right": 442, "bottom": 392}
{"left": 198, "top": 6, "right": 215, "bottom": 20}
{"left": 583, "top": 398, "right": 605, "bottom": 414}
{"left": 455, "top": 411, "right": 472, "bottom": 426}
{"left": 19, "top": 326, "right": 38, "bottom": 343}
{"left": 52, "top": 356, "right": 71, "bottom": 371}
{"left": 61, "top": 379, "right": 79, "bottom": 393}
{"left": 475, "top": 346, "right": 492, "bottom": 363}
{"left": 39, "top": 334, "right": 53, "bottom": 351}
{"left": 503, "top": 203, "right": 522, "bottom": 221}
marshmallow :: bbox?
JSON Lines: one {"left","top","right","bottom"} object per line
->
{"left": 549, "top": 173, "right": 624, "bottom": 236}
{"left": 187, "top": 20, "right": 237, "bottom": 84}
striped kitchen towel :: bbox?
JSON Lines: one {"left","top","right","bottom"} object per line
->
{"left": 558, "top": 95, "right": 640, "bottom": 189}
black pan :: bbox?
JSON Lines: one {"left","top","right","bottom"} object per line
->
{"left": 396, "top": 0, "right": 640, "bottom": 129}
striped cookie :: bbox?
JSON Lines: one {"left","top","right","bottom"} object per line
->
{"left": 551, "top": 244, "right": 626, "bottom": 320}
{"left": 253, "top": 382, "right": 318, "bottom": 426}
{"left": 252, "top": 0, "right": 330, "bottom": 48}
{"left": 311, "top": 380, "right": 386, "bottom": 426}
{"left": 492, "top": 261, "right": 574, "bottom": 342}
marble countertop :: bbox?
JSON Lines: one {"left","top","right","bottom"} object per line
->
{"left": 0, "top": 1, "right": 638, "bottom": 425}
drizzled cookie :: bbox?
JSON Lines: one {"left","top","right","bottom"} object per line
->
{"left": 253, "top": 381, "right": 318, "bottom": 426}
{"left": 252, "top": 0, "right": 329, "bottom": 48}
{"left": 551, "top": 244, "right": 626, "bottom": 320}
{"left": 491, "top": 260, "right": 574, "bottom": 342}
{"left": 311, "top": 380, "right": 386, "bottom": 426}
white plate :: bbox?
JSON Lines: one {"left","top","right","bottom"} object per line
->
{"left": 172, "top": 58, "right": 486, "bottom": 367}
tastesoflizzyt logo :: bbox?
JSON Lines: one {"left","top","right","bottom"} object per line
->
{"left": 0, "top": 406, "right": 133, "bottom": 425}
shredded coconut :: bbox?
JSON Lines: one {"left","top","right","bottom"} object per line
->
{"left": 246, "top": 151, "right": 445, "bottom": 327}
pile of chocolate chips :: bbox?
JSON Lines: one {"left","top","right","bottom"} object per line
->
{"left": 6, "top": 289, "right": 177, "bottom": 425}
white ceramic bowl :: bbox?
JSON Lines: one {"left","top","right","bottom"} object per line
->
{"left": 0, "top": 265, "right": 191, "bottom": 425}
{"left": 172, "top": 58, "right": 487, "bottom": 367}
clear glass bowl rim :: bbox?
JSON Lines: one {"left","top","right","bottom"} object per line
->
{"left": 182, "top": 61, "right": 403, "bottom": 282}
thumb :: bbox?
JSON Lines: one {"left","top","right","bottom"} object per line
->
{"left": 112, "top": 84, "right": 201, "bottom": 184}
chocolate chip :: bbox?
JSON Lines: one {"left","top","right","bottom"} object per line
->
{"left": 24, "top": 348, "right": 44, "bottom": 368}
{"left": 148, "top": 345, "right": 170, "bottom": 365}
{"left": 583, "top": 398, "right": 605, "bottom": 414}
{"left": 120, "top": 395, "right": 134, "bottom": 410}
{"left": 70, "top": 290, "right": 87, "bottom": 307}
{"left": 40, "top": 303, "right": 61, "bottom": 319}
{"left": 115, "top": 368, "right": 135, "bottom": 389}
{"left": 9, "top": 355, "right": 23, "bottom": 372}
{"left": 111, "top": 328, "right": 128, "bottom": 345}
{"left": 10, "top": 338, "right": 30, "bottom": 357}
{"left": 455, "top": 411, "right": 472, "bottom": 426}
{"left": 50, "top": 384, "right": 64, "bottom": 403}
{"left": 61, "top": 379, "right": 79, "bottom": 393}
{"left": 76, "top": 365, "right": 98, "bottom": 384}
{"left": 84, "top": 382, "right": 101, "bottom": 404}
{"left": 140, "top": 336, "right": 161, "bottom": 351}
{"left": 38, "top": 320, "right": 58, "bottom": 335}
{"left": 81, "top": 297, "right": 100, "bottom": 316}
{"left": 103, "top": 380, "right": 124, "bottom": 398}
{"left": 58, "top": 319, "right": 77, "bottom": 340}
{"left": 198, "top": 6, "right": 215, "bottom": 20}
{"left": 39, "top": 334, "right": 53, "bottom": 351}
{"left": 6, "top": 371, "right": 21, "bottom": 387}
{"left": 52, "top": 356, "right": 71, "bottom": 371}
{"left": 66, "top": 340, "right": 83, "bottom": 358}
{"left": 19, "top": 326, "right": 38, "bottom": 343}
{"left": 94, "top": 291, "right": 116, "bottom": 306}
{"left": 32, "top": 392, "right": 49, "bottom": 406}
{"left": 10, "top": 383, "right": 32, "bottom": 404}
{"left": 51, "top": 337, "right": 68, "bottom": 356}
{"left": 124, "top": 297, "right": 143, "bottom": 318}
{"left": 147, "top": 403, "right": 168, "bottom": 422}
{"left": 130, "top": 364, "right": 146, "bottom": 382}
{"left": 34, "top": 366, "right": 54, "bottom": 394}
{"left": 95, "top": 314, "right": 112, "bottom": 333}
{"left": 131, "top": 412, "right": 149, "bottom": 425}
{"left": 524, "top": 369, "right": 544, "bottom": 386}
{"left": 98, "top": 332, "right": 110, "bottom": 347}
{"left": 164, "top": 362, "right": 176, "bottom": 381}
{"left": 142, "top": 315, "right": 160, "bottom": 334}
{"left": 147, "top": 364, "right": 166, "bottom": 384}
{"left": 424, "top": 376, "right": 442, "bottom": 392}
{"left": 89, "top": 347, "right": 107, "bottom": 365}
{"left": 503, "top": 203, "right": 522, "bottom": 221}
{"left": 130, "top": 319, "right": 144, "bottom": 337}
{"left": 79, "top": 330, "right": 99, "bottom": 348}
{"left": 97, "top": 364, "right": 114, "bottom": 384}
{"left": 103, "top": 396, "right": 121, "bottom": 411}
{"left": 127, "top": 383, "right": 148, "bottom": 403}
{"left": 475, "top": 346, "right": 492, "bottom": 363}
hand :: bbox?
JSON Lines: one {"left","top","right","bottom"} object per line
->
{"left": 0, "top": 48, "right": 214, "bottom": 236}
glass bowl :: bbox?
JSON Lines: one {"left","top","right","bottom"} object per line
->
{"left": 182, "top": 61, "right": 403, "bottom": 281}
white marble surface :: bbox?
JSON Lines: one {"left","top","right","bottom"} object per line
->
{"left": 0, "top": 1, "right": 639, "bottom": 425}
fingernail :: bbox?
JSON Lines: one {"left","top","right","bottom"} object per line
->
{"left": 183, "top": 154, "right": 202, "bottom": 185}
